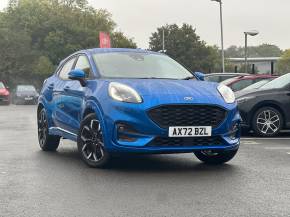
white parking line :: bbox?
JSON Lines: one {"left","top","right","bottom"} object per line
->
{"left": 242, "top": 137, "right": 290, "bottom": 140}
{"left": 241, "top": 141, "right": 260, "bottom": 145}
{"left": 287, "top": 152, "right": 290, "bottom": 155}
{"left": 264, "top": 147, "right": 290, "bottom": 150}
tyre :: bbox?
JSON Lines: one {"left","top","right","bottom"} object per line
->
{"left": 37, "top": 108, "right": 60, "bottom": 151}
{"left": 77, "top": 113, "right": 111, "bottom": 168}
{"left": 194, "top": 149, "right": 238, "bottom": 165}
{"left": 252, "top": 107, "right": 282, "bottom": 137}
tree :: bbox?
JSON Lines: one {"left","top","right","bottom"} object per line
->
{"left": 277, "top": 49, "right": 290, "bottom": 75}
{"left": 149, "top": 24, "right": 220, "bottom": 73}
{"left": 225, "top": 44, "right": 282, "bottom": 58}
{"left": 111, "top": 32, "right": 137, "bottom": 48}
{"left": 0, "top": 0, "right": 136, "bottom": 87}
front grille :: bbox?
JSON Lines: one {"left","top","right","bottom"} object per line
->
{"left": 148, "top": 105, "right": 227, "bottom": 129}
{"left": 147, "top": 136, "right": 223, "bottom": 147}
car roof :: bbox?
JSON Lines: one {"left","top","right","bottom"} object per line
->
{"left": 77, "top": 48, "right": 161, "bottom": 55}
{"left": 233, "top": 74, "right": 277, "bottom": 79}
{"left": 205, "top": 73, "right": 249, "bottom": 76}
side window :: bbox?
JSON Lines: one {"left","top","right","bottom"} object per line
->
{"left": 59, "top": 57, "right": 76, "bottom": 80}
{"left": 206, "top": 76, "right": 220, "bottom": 83}
{"left": 231, "top": 80, "right": 254, "bottom": 91}
{"left": 74, "top": 55, "right": 92, "bottom": 78}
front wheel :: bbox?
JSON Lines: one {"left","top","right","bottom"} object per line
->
{"left": 77, "top": 113, "right": 111, "bottom": 168}
{"left": 194, "top": 149, "right": 238, "bottom": 165}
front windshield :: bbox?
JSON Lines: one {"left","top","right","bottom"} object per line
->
{"left": 260, "top": 73, "right": 290, "bottom": 90}
{"left": 0, "top": 82, "right": 5, "bottom": 88}
{"left": 17, "top": 85, "right": 36, "bottom": 92}
{"left": 243, "top": 79, "right": 273, "bottom": 91}
{"left": 93, "top": 52, "right": 194, "bottom": 79}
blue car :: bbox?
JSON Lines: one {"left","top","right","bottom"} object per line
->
{"left": 38, "top": 48, "right": 241, "bottom": 168}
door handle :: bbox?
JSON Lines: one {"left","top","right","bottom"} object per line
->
{"left": 64, "top": 86, "right": 70, "bottom": 91}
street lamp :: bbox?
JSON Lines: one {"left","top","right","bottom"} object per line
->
{"left": 244, "top": 30, "right": 259, "bottom": 74}
{"left": 211, "top": 0, "right": 225, "bottom": 73}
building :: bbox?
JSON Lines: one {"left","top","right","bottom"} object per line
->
{"left": 228, "top": 57, "right": 280, "bottom": 75}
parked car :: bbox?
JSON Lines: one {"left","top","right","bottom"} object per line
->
{"left": 236, "top": 73, "right": 290, "bottom": 136}
{"left": 204, "top": 73, "right": 249, "bottom": 83}
{"left": 221, "top": 74, "right": 278, "bottom": 92}
{"left": 38, "top": 48, "right": 241, "bottom": 168}
{"left": 13, "top": 85, "right": 39, "bottom": 105}
{"left": 0, "top": 81, "right": 10, "bottom": 105}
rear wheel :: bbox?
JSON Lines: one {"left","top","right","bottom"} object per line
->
{"left": 252, "top": 107, "right": 282, "bottom": 137}
{"left": 77, "top": 113, "right": 111, "bottom": 168}
{"left": 37, "top": 108, "right": 60, "bottom": 151}
{"left": 194, "top": 149, "right": 238, "bottom": 165}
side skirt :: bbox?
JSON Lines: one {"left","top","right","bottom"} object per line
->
{"left": 49, "top": 127, "right": 78, "bottom": 142}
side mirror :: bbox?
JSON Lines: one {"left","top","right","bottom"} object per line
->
{"left": 194, "top": 72, "right": 205, "bottom": 81}
{"left": 68, "top": 69, "right": 87, "bottom": 87}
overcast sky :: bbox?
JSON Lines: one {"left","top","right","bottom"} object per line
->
{"left": 1, "top": 0, "right": 289, "bottom": 49}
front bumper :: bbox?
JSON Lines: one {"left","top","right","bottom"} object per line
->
{"left": 0, "top": 95, "right": 10, "bottom": 104}
{"left": 100, "top": 100, "right": 241, "bottom": 154}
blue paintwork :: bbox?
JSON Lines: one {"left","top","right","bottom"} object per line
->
{"left": 68, "top": 69, "right": 86, "bottom": 79}
{"left": 39, "top": 48, "right": 241, "bottom": 154}
{"left": 194, "top": 72, "right": 205, "bottom": 81}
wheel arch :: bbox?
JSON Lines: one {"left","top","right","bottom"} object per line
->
{"left": 250, "top": 101, "right": 286, "bottom": 128}
{"left": 82, "top": 107, "right": 95, "bottom": 119}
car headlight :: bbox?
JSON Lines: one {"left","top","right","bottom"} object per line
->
{"left": 217, "top": 84, "right": 235, "bottom": 104}
{"left": 109, "top": 82, "right": 142, "bottom": 103}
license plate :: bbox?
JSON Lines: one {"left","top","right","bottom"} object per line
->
{"left": 25, "top": 97, "right": 33, "bottom": 100}
{"left": 168, "top": 126, "right": 212, "bottom": 137}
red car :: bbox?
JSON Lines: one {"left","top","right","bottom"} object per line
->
{"left": 221, "top": 74, "right": 278, "bottom": 92}
{"left": 0, "top": 81, "right": 10, "bottom": 105}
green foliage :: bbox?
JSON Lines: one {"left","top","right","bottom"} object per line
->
{"left": 111, "top": 32, "right": 137, "bottom": 49}
{"left": 277, "top": 49, "right": 290, "bottom": 75}
{"left": 225, "top": 44, "right": 282, "bottom": 58}
{"left": 149, "top": 24, "right": 221, "bottom": 73}
{"left": 0, "top": 0, "right": 136, "bottom": 87}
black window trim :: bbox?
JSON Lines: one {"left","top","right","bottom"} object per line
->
{"left": 74, "top": 53, "right": 94, "bottom": 80}
{"left": 57, "top": 55, "right": 78, "bottom": 81}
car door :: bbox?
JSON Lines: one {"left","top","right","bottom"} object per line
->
{"left": 59, "top": 54, "right": 93, "bottom": 134}
{"left": 52, "top": 56, "right": 78, "bottom": 132}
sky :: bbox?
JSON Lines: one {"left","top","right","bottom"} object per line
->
{"left": 0, "top": 0, "right": 289, "bottom": 50}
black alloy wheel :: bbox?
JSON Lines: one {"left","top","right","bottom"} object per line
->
{"left": 77, "top": 113, "right": 110, "bottom": 168}
{"left": 38, "top": 108, "right": 60, "bottom": 151}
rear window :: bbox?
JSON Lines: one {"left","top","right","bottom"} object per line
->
{"left": 0, "top": 82, "right": 4, "bottom": 88}
{"left": 17, "top": 85, "right": 36, "bottom": 92}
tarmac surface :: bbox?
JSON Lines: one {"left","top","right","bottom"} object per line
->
{"left": 1, "top": 105, "right": 290, "bottom": 217}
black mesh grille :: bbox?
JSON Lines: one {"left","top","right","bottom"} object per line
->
{"left": 147, "top": 136, "right": 223, "bottom": 147}
{"left": 148, "top": 105, "right": 226, "bottom": 129}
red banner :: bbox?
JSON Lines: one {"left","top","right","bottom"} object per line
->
{"left": 99, "top": 32, "right": 111, "bottom": 48}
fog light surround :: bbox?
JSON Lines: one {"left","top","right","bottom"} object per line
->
{"left": 117, "top": 123, "right": 139, "bottom": 142}
{"left": 229, "top": 122, "right": 240, "bottom": 140}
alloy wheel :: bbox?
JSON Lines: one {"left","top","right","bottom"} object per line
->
{"left": 256, "top": 110, "right": 280, "bottom": 135}
{"left": 38, "top": 110, "right": 47, "bottom": 147}
{"left": 80, "top": 119, "right": 105, "bottom": 162}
